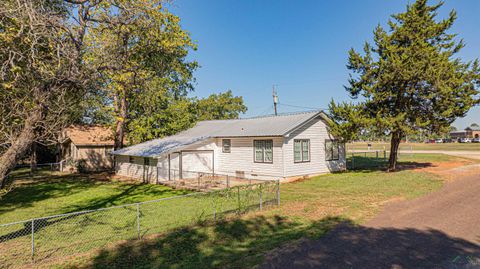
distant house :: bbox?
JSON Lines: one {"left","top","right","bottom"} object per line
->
{"left": 59, "top": 125, "right": 115, "bottom": 171}
{"left": 450, "top": 127, "right": 480, "bottom": 140}
{"left": 112, "top": 111, "right": 346, "bottom": 182}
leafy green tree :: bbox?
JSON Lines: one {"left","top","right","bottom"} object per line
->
{"left": 195, "top": 90, "right": 247, "bottom": 121}
{"left": 470, "top": 123, "right": 479, "bottom": 128}
{"left": 329, "top": 0, "right": 480, "bottom": 171}
{"left": 85, "top": 0, "right": 198, "bottom": 149}
{"left": 127, "top": 89, "right": 247, "bottom": 144}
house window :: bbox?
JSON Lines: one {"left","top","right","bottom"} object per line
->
{"left": 325, "top": 140, "right": 340, "bottom": 161}
{"left": 222, "top": 139, "right": 231, "bottom": 153}
{"left": 294, "top": 139, "right": 310, "bottom": 163}
{"left": 129, "top": 156, "right": 135, "bottom": 163}
{"left": 254, "top": 140, "right": 273, "bottom": 163}
{"left": 144, "top": 157, "right": 149, "bottom": 166}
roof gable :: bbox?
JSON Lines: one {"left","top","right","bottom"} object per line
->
{"left": 64, "top": 125, "right": 114, "bottom": 146}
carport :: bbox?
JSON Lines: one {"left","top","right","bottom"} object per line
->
{"left": 166, "top": 150, "right": 215, "bottom": 180}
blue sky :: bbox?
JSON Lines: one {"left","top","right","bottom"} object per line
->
{"left": 169, "top": 0, "right": 480, "bottom": 129}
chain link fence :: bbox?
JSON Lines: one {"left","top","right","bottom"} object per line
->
{"left": 162, "top": 169, "right": 267, "bottom": 191}
{"left": 0, "top": 180, "right": 280, "bottom": 268}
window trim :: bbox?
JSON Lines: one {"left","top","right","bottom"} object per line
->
{"left": 253, "top": 139, "right": 273, "bottom": 164}
{"left": 222, "top": 139, "right": 231, "bottom": 153}
{"left": 129, "top": 156, "right": 135, "bottom": 164}
{"left": 294, "top": 139, "right": 311, "bottom": 163}
{"left": 325, "top": 139, "right": 340, "bottom": 161}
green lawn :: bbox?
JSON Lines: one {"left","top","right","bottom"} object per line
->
{"left": 64, "top": 156, "right": 447, "bottom": 269}
{"left": 0, "top": 154, "right": 463, "bottom": 268}
{"left": 1, "top": 168, "right": 191, "bottom": 223}
{"left": 347, "top": 141, "right": 480, "bottom": 151}
{"left": 346, "top": 152, "right": 462, "bottom": 170}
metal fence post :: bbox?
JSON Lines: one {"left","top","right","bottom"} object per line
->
{"left": 212, "top": 192, "right": 216, "bottom": 222}
{"left": 259, "top": 184, "right": 263, "bottom": 210}
{"left": 31, "top": 219, "right": 35, "bottom": 262}
{"left": 226, "top": 175, "right": 230, "bottom": 188}
{"left": 237, "top": 186, "right": 241, "bottom": 214}
{"left": 276, "top": 179, "right": 280, "bottom": 206}
{"left": 136, "top": 204, "right": 141, "bottom": 239}
{"left": 352, "top": 152, "right": 355, "bottom": 170}
{"left": 197, "top": 175, "right": 200, "bottom": 190}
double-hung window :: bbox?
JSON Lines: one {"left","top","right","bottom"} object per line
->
{"left": 325, "top": 139, "right": 340, "bottom": 161}
{"left": 254, "top": 140, "right": 273, "bottom": 163}
{"left": 294, "top": 139, "right": 310, "bottom": 163}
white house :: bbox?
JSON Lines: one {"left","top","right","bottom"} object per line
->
{"left": 111, "top": 111, "right": 346, "bottom": 183}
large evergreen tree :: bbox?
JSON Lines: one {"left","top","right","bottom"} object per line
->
{"left": 329, "top": 0, "right": 480, "bottom": 171}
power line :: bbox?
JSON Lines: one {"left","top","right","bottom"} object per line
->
{"left": 257, "top": 105, "right": 274, "bottom": 116}
{"left": 277, "top": 103, "right": 327, "bottom": 111}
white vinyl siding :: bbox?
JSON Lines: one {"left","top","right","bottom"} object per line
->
{"left": 115, "top": 116, "right": 346, "bottom": 181}
{"left": 284, "top": 116, "right": 346, "bottom": 177}
{"left": 216, "top": 137, "right": 284, "bottom": 179}
{"left": 115, "top": 155, "right": 157, "bottom": 183}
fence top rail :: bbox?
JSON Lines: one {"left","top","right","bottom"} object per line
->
{"left": 167, "top": 169, "right": 281, "bottom": 179}
{"left": 0, "top": 179, "right": 279, "bottom": 227}
{"left": 348, "top": 150, "right": 386, "bottom": 153}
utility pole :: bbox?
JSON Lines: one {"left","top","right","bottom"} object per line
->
{"left": 272, "top": 85, "right": 278, "bottom": 116}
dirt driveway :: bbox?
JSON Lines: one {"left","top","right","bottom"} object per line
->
{"left": 261, "top": 174, "right": 480, "bottom": 269}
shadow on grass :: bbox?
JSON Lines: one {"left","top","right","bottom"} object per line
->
{"left": 71, "top": 215, "right": 344, "bottom": 269}
{"left": 65, "top": 215, "right": 479, "bottom": 269}
{"left": 58, "top": 183, "right": 190, "bottom": 213}
{"left": 0, "top": 173, "right": 98, "bottom": 216}
{"left": 1, "top": 170, "right": 190, "bottom": 218}
{"left": 346, "top": 156, "right": 434, "bottom": 173}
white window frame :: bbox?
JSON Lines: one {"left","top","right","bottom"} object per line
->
{"left": 294, "top": 139, "right": 310, "bottom": 163}
{"left": 254, "top": 140, "right": 273, "bottom": 163}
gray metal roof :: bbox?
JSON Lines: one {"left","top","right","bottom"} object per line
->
{"left": 112, "top": 110, "right": 327, "bottom": 157}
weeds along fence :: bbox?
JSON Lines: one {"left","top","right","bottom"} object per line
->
{"left": 0, "top": 180, "right": 280, "bottom": 268}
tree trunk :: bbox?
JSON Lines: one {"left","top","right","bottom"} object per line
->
{"left": 0, "top": 109, "right": 43, "bottom": 188}
{"left": 114, "top": 93, "right": 127, "bottom": 150}
{"left": 387, "top": 131, "right": 402, "bottom": 172}
{"left": 30, "top": 142, "right": 37, "bottom": 173}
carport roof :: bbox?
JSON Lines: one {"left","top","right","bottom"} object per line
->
{"left": 112, "top": 110, "right": 329, "bottom": 157}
